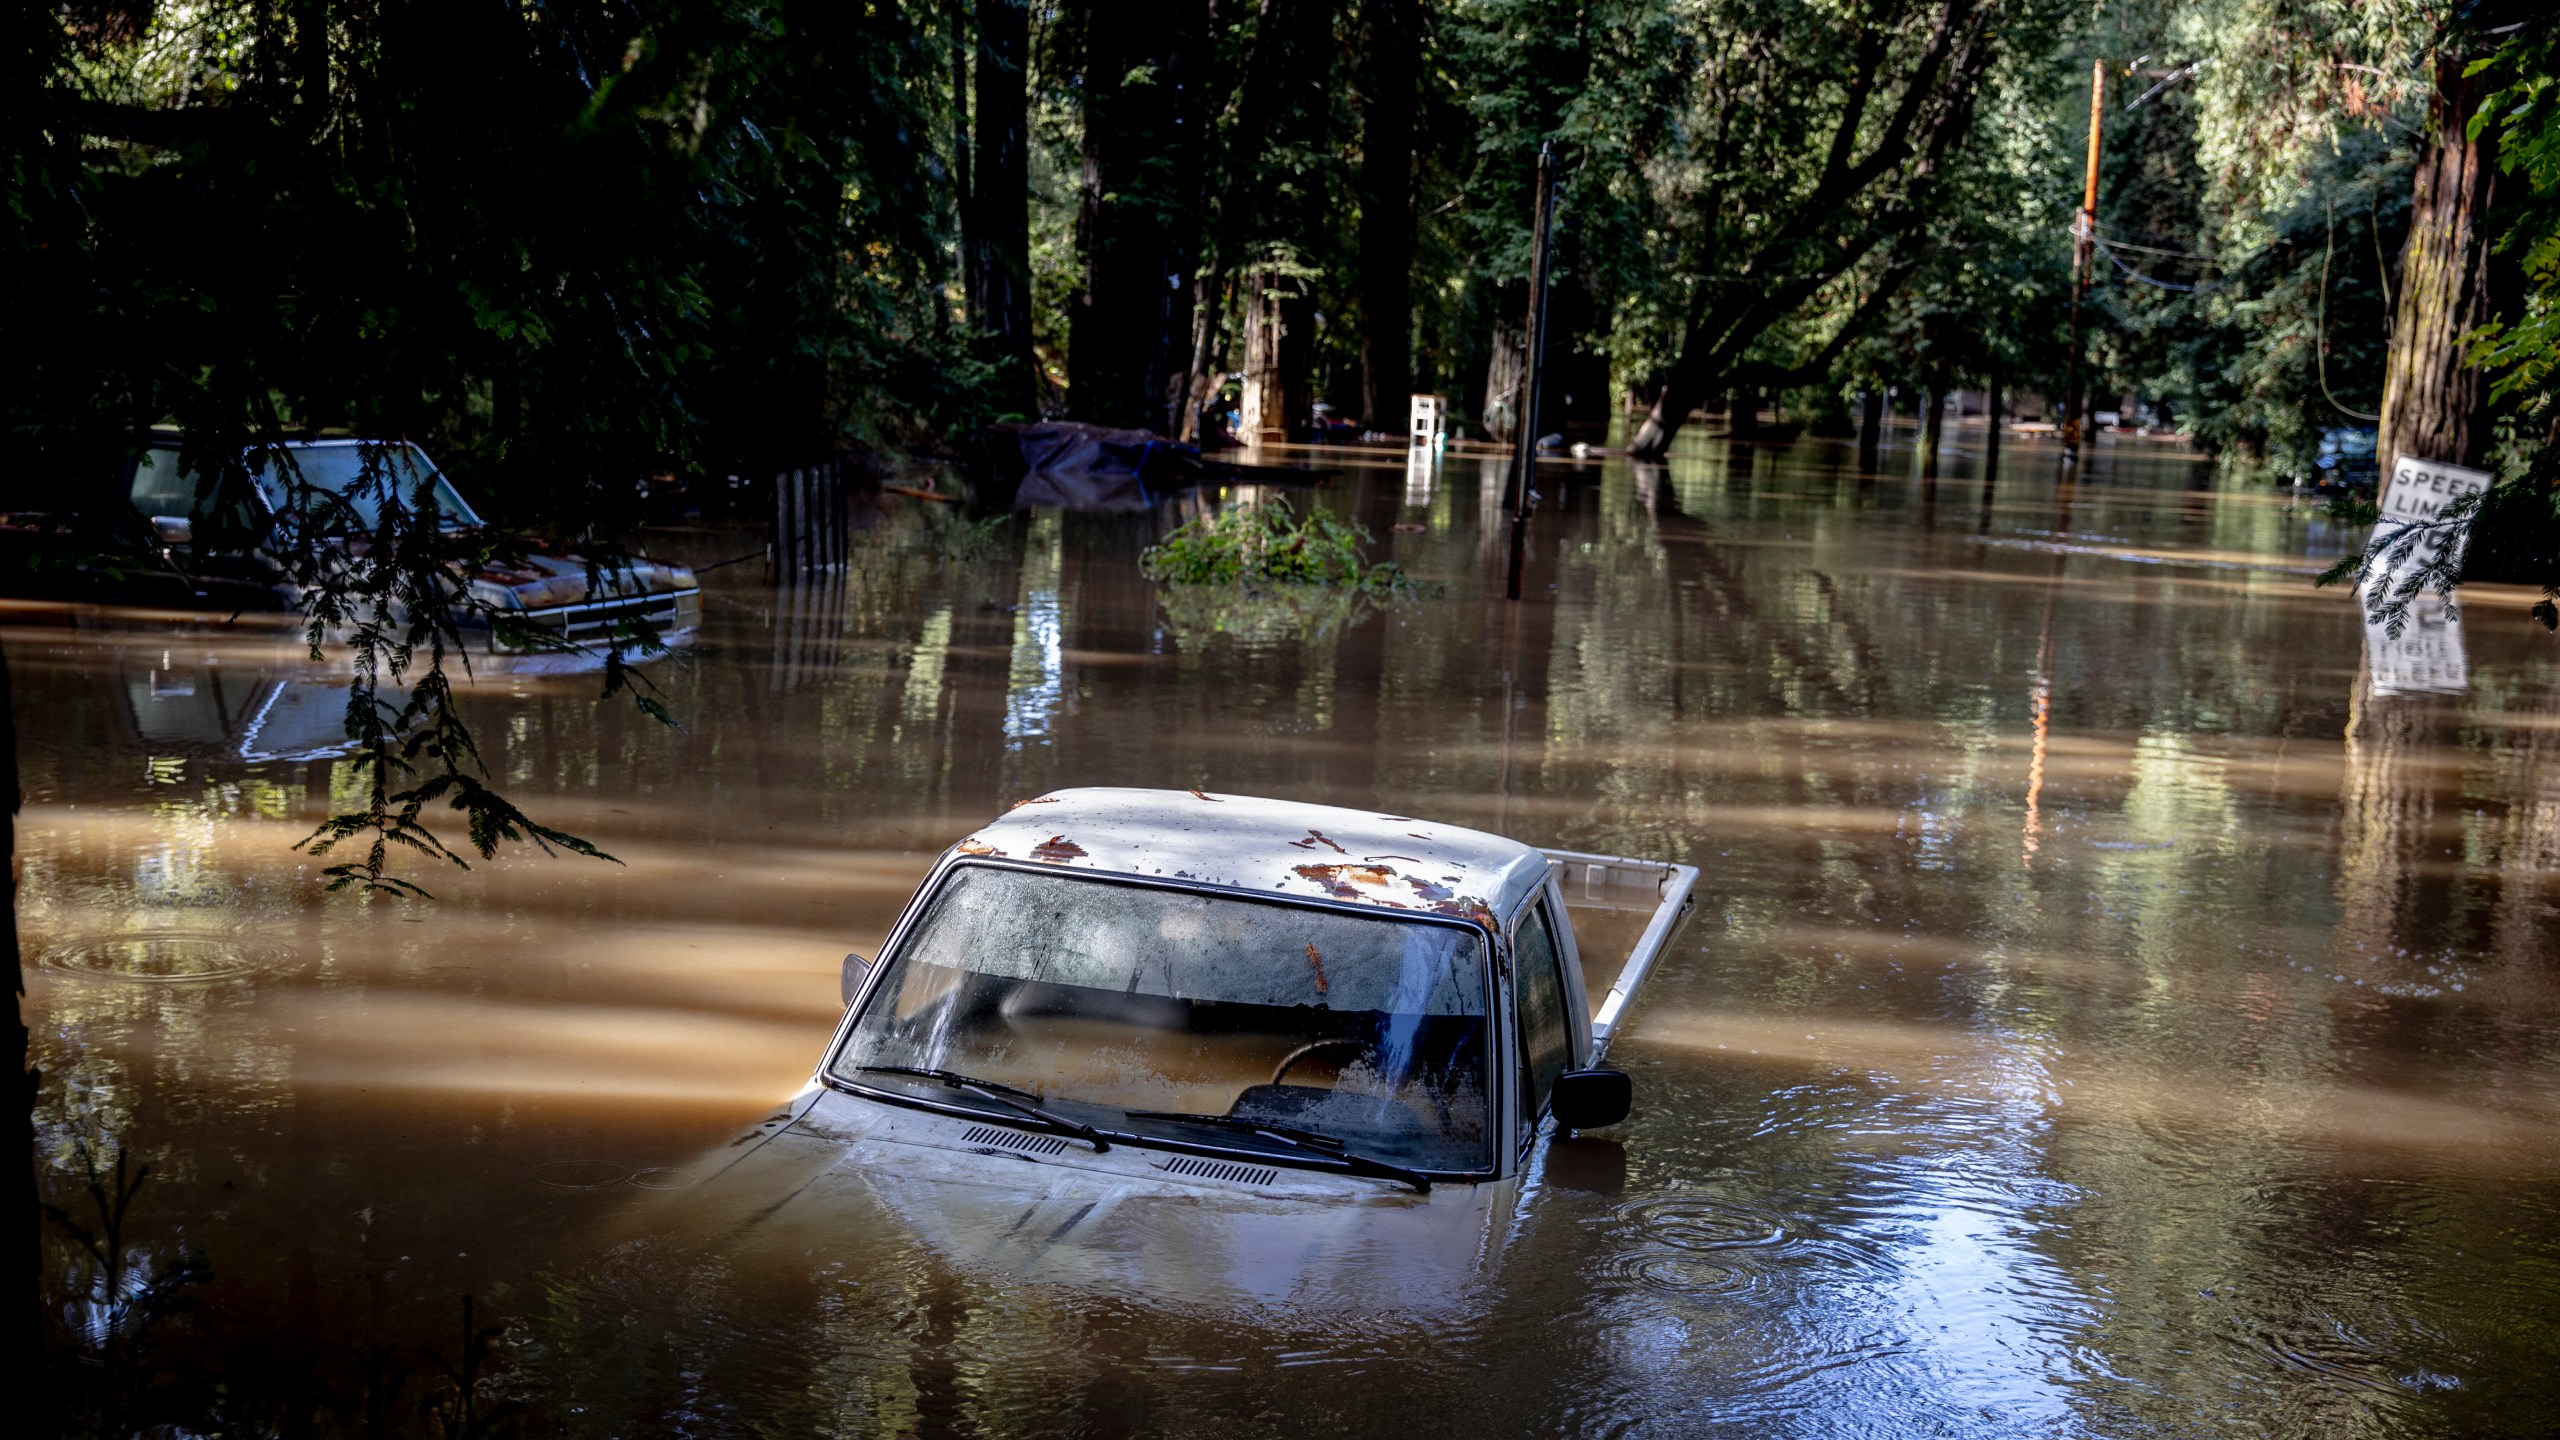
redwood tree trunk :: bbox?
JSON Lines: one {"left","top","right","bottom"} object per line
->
{"left": 968, "top": 0, "right": 1036, "bottom": 416}
{"left": 1240, "top": 269, "right": 1289, "bottom": 444}
{"left": 1356, "top": 0, "right": 1417, "bottom": 433}
{"left": 1068, "top": 1, "right": 1204, "bottom": 430}
{"left": 2379, "top": 50, "right": 2502, "bottom": 471}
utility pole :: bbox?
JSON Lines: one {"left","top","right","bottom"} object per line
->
{"left": 1506, "top": 142, "right": 1558, "bottom": 602}
{"left": 2061, "top": 58, "right": 2104, "bottom": 463}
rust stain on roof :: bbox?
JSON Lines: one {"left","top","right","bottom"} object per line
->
{"left": 955, "top": 838, "right": 1002, "bottom": 857}
{"left": 1187, "top": 789, "right": 1220, "bottom": 802}
{"left": 1031, "top": 835, "right": 1087, "bottom": 863}
{"left": 1291, "top": 862, "right": 1398, "bottom": 898}
{"left": 1289, "top": 829, "right": 1348, "bottom": 854}
{"left": 1426, "top": 898, "right": 1500, "bottom": 930}
{"left": 1290, "top": 863, "right": 1497, "bottom": 929}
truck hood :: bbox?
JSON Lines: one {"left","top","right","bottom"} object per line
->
{"left": 669, "top": 1087, "right": 1517, "bottom": 1319}
{"left": 468, "top": 552, "right": 697, "bottom": 613}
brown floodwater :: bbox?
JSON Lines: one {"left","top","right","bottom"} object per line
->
{"left": 11, "top": 428, "right": 2558, "bottom": 1436}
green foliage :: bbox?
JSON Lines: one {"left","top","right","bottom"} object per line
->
{"left": 1138, "top": 497, "right": 1412, "bottom": 648}
{"left": 2160, "top": 136, "right": 2405, "bottom": 463}
{"left": 1025, "top": 69, "right": 1087, "bottom": 403}
{"left": 1842, "top": 53, "right": 2077, "bottom": 402}
{"left": 2428, "top": 17, "right": 2560, "bottom": 633}
{"left": 1996, "top": 3, "right": 2429, "bottom": 461}
{"left": 2467, "top": 23, "right": 2560, "bottom": 419}
{"left": 13, "top": 1, "right": 977, "bottom": 515}
{"left": 1140, "top": 497, "right": 1409, "bottom": 592}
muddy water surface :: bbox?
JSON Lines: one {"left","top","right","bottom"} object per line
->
{"left": 12, "top": 432, "right": 2559, "bottom": 1437}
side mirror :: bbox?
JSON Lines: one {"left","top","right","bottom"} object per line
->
{"left": 150, "top": 515, "right": 193, "bottom": 547}
{"left": 840, "top": 952, "right": 871, "bottom": 1008}
{"left": 1550, "top": 1068, "right": 1632, "bottom": 1131}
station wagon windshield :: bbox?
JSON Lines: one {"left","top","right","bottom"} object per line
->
{"left": 248, "top": 443, "right": 484, "bottom": 530}
{"left": 830, "top": 864, "right": 1493, "bottom": 1173}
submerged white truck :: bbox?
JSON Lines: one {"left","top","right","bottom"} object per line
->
{"left": 689, "top": 788, "right": 1698, "bottom": 1308}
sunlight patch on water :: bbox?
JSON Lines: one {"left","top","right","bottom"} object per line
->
{"left": 236, "top": 992, "right": 813, "bottom": 1108}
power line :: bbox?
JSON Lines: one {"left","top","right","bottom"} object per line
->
{"left": 2091, "top": 231, "right": 2220, "bottom": 264}
{"left": 2122, "top": 59, "right": 2204, "bottom": 112}
{"left": 2096, "top": 240, "right": 2203, "bottom": 292}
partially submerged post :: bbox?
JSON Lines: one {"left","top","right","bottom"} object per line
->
{"left": 1985, "top": 370, "right": 2005, "bottom": 479}
{"left": 770, "top": 458, "right": 848, "bottom": 582}
{"left": 1506, "top": 144, "right": 1558, "bottom": 602}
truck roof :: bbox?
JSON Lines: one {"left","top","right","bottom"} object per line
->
{"left": 955, "top": 787, "right": 1551, "bottom": 926}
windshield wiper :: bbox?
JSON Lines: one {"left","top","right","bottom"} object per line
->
{"left": 854, "top": 1065, "right": 1111, "bottom": 1152}
{"left": 1120, "top": 1109, "right": 1430, "bottom": 1193}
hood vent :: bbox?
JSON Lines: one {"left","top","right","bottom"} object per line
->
{"left": 959, "top": 1125, "right": 1071, "bottom": 1157}
{"left": 1156, "top": 1156, "right": 1279, "bottom": 1186}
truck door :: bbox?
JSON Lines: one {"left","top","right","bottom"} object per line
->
{"left": 1511, "top": 900, "right": 1573, "bottom": 1157}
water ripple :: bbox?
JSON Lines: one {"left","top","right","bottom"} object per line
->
{"left": 37, "top": 931, "right": 265, "bottom": 983}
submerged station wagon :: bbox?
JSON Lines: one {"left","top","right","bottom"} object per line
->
{"left": 685, "top": 787, "right": 1699, "bottom": 1309}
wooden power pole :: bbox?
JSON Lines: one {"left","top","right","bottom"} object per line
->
{"left": 1506, "top": 143, "right": 1558, "bottom": 602}
{"left": 2062, "top": 59, "right": 2104, "bottom": 462}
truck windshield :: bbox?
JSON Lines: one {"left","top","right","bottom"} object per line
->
{"left": 830, "top": 864, "right": 1494, "bottom": 1174}
{"left": 247, "top": 443, "right": 485, "bottom": 531}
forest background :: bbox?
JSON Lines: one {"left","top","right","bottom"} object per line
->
{"left": 9, "top": 0, "right": 2556, "bottom": 546}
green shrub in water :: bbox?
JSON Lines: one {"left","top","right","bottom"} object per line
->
{"left": 1139, "top": 497, "right": 1408, "bottom": 593}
